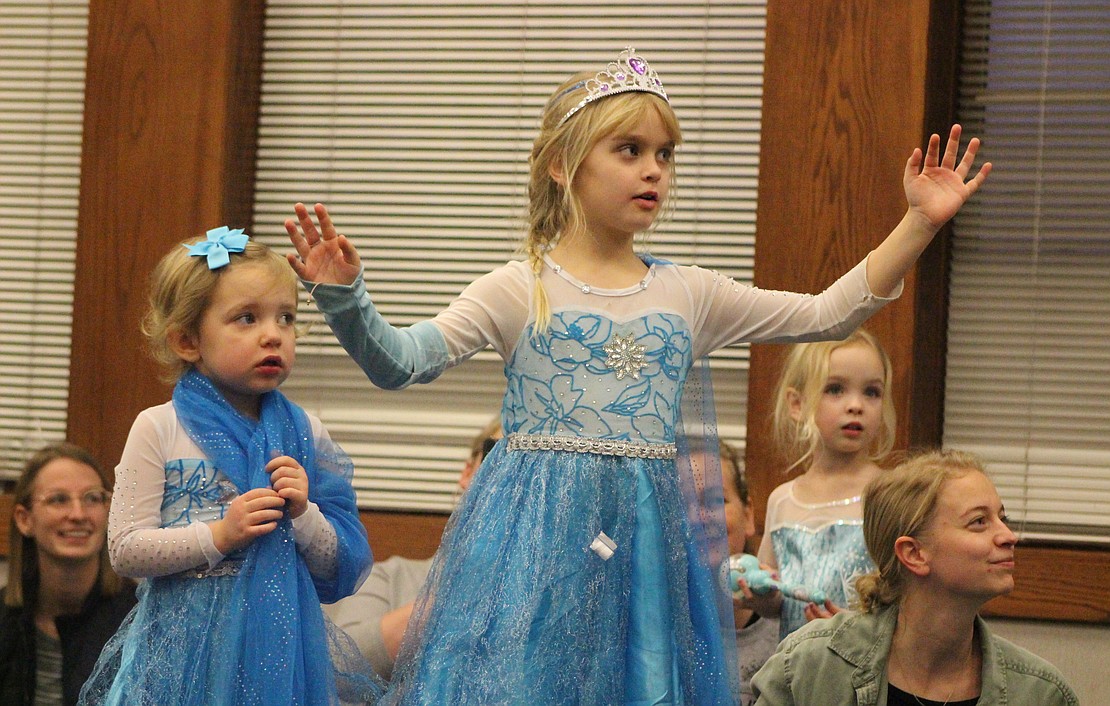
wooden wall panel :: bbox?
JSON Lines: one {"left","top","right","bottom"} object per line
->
{"left": 360, "top": 510, "right": 449, "bottom": 562}
{"left": 746, "top": 0, "right": 934, "bottom": 527}
{"left": 748, "top": 0, "right": 1109, "bottom": 623}
{"left": 67, "top": 0, "right": 263, "bottom": 474}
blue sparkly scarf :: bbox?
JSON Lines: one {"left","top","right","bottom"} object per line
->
{"left": 172, "top": 370, "right": 371, "bottom": 703}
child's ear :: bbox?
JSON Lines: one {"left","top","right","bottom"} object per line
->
{"left": 168, "top": 328, "right": 201, "bottom": 363}
{"left": 549, "top": 159, "right": 567, "bottom": 187}
{"left": 894, "top": 535, "right": 931, "bottom": 578}
{"left": 786, "top": 387, "right": 804, "bottom": 422}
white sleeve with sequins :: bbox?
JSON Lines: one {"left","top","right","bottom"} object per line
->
{"left": 109, "top": 403, "right": 225, "bottom": 577}
{"left": 291, "top": 501, "right": 338, "bottom": 579}
{"left": 291, "top": 414, "right": 341, "bottom": 580}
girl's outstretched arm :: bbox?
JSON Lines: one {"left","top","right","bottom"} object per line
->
{"left": 866, "top": 124, "right": 992, "bottom": 297}
{"left": 285, "top": 202, "right": 362, "bottom": 285}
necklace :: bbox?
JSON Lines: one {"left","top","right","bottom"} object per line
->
{"left": 892, "top": 635, "right": 976, "bottom": 706}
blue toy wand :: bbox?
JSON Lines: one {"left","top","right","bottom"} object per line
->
{"left": 728, "top": 553, "right": 827, "bottom": 604}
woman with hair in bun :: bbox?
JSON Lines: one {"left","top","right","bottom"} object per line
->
{"left": 751, "top": 449, "right": 1077, "bottom": 706}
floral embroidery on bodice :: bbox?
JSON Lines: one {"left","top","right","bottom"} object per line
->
{"left": 160, "top": 459, "right": 238, "bottom": 527}
{"left": 502, "top": 310, "right": 692, "bottom": 443}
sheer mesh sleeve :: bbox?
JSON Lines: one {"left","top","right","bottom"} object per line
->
{"left": 308, "top": 262, "right": 532, "bottom": 379}
{"left": 685, "top": 255, "right": 900, "bottom": 358}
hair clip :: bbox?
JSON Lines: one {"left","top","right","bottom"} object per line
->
{"left": 557, "top": 46, "right": 668, "bottom": 127}
{"left": 184, "top": 226, "right": 249, "bottom": 270}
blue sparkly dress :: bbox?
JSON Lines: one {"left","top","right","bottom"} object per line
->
{"left": 760, "top": 479, "right": 876, "bottom": 639}
{"left": 79, "top": 373, "right": 378, "bottom": 706}
{"left": 310, "top": 254, "right": 893, "bottom": 705}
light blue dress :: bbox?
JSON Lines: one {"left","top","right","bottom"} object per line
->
{"left": 763, "top": 480, "right": 876, "bottom": 639}
{"left": 310, "top": 254, "right": 893, "bottom": 705}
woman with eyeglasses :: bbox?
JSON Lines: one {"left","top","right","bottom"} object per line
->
{"left": 0, "top": 442, "right": 137, "bottom": 706}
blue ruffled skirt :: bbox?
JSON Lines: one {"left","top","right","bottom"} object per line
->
{"left": 79, "top": 566, "right": 380, "bottom": 706}
{"left": 385, "top": 442, "right": 735, "bottom": 705}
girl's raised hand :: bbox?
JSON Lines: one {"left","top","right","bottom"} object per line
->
{"left": 903, "top": 124, "right": 992, "bottom": 230}
{"left": 209, "top": 487, "right": 285, "bottom": 555}
{"left": 268, "top": 455, "right": 310, "bottom": 519}
{"left": 285, "top": 202, "right": 362, "bottom": 285}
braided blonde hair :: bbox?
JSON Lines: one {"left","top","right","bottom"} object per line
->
{"left": 525, "top": 73, "right": 681, "bottom": 333}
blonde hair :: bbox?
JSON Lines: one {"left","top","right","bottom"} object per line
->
{"left": 771, "top": 328, "right": 896, "bottom": 472}
{"left": 6, "top": 442, "right": 127, "bottom": 608}
{"left": 525, "top": 72, "right": 682, "bottom": 332}
{"left": 142, "top": 237, "right": 298, "bottom": 382}
{"left": 855, "top": 449, "right": 986, "bottom": 613}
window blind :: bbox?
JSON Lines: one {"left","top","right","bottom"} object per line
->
{"left": 254, "top": 1, "right": 767, "bottom": 511}
{"left": 945, "top": 1, "right": 1110, "bottom": 543}
{"left": 0, "top": 1, "right": 87, "bottom": 479}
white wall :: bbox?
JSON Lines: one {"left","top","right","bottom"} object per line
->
{"left": 986, "top": 618, "right": 1107, "bottom": 704}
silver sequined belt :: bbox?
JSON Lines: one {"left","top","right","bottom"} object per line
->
{"left": 506, "top": 433, "right": 676, "bottom": 459}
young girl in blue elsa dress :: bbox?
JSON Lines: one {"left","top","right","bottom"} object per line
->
{"left": 285, "top": 48, "right": 991, "bottom": 705}
{"left": 78, "top": 231, "right": 380, "bottom": 706}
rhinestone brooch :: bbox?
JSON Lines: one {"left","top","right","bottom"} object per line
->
{"left": 603, "top": 333, "right": 647, "bottom": 380}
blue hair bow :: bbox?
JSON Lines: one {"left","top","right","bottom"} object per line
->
{"left": 184, "top": 226, "right": 250, "bottom": 269}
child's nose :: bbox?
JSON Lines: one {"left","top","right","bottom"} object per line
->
{"left": 260, "top": 321, "right": 282, "bottom": 344}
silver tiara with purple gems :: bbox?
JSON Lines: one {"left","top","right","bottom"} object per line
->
{"left": 556, "top": 47, "right": 668, "bottom": 127}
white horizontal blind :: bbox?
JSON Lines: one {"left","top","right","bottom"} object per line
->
{"left": 254, "top": 1, "right": 766, "bottom": 511}
{"left": 0, "top": 1, "right": 87, "bottom": 480}
{"left": 945, "top": 1, "right": 1110, "bottom": 543}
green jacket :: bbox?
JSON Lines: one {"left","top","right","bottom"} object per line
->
{"left": 750, "top": 606, "right": 1077, "bottom": 706}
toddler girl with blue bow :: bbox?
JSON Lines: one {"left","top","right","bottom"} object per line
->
{"left": 79, "top": 229, "right": 379, "bottom": 706}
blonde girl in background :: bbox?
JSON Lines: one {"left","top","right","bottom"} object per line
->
{"left": 755, "top": 328, "right": 896, "bottom": 639}
{"left": 79, "top": 231, "right": 377, "bottom": 706}
{"left": 286, "top": 47, "right": 989, "bottom": 705}
{"left": 751, "top": 450, "right": 1078, "bottom": 705}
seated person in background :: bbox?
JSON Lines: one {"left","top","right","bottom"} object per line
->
{"left": 718, "top": 440, "right": 779, "bottom": 706}
{"left": 0, "top": 442, "right": 137, "bottom": 706}
{"left": 324, "top": 416, "right": 503, "bottom": 681}
{"left": 750, "top": 449, "right": 1078, "bottom": 706}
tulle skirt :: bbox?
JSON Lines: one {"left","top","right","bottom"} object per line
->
{"left": 385, "top": 443, "right": 736, "bottom": 705}
{"left": 78, "top": 570, "right": 381, "bottom": 706}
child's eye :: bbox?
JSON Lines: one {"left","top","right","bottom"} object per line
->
{"left": 235, "top": 313, "right": 256, "bottom": 325}
{"left": 865, "top": 386, "right": 883, "bottom": 398}
{"left": 279, "top": 312, "right": 296, "bottom": 326}
{"left": 620, "top": 144, "right": 640, "bottom": 157}
{"left": 823, "top": 383, "right": 843, "bottom": 395}
{"left": 657, "top": 147, "right": 673, "bottom": 162}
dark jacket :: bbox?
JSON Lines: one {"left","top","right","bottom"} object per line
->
{"left": 0, "top": 581, "right": 137, "bottom": 706}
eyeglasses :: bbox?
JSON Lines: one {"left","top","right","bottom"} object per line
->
{"left": 33, "top": 489, "right": 111, "bottom": 511}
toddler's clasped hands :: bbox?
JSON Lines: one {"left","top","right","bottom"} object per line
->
{"left": 210, "top": 456, "right": 309, "bottom": 555}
